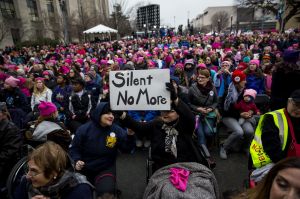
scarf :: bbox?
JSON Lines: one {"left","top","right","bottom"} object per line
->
{"left": 162, "top": 122, "right": 179, "bottom": 158}
{"left": 27, "top": 170, "right": 93, "bottom": 199}
{"left": 224, "top": 82, "right": 239, "bottom": 111}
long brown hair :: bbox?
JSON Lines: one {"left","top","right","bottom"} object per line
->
{"left": 240, "top": 158, "right": 300, "bottom": 199}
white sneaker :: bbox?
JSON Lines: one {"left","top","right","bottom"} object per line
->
{"left": 144, "top": 140, "right": 151, "bottom": 148}
{"left": 136, "top": 139, "right": 143, "bottom": 148}
{"left": 220, "top": 145, "right": 228, "bottom": 160}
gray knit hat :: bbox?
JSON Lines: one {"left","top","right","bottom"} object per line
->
{"left": 144, "top": 162, "right": 220, "bottom": 199}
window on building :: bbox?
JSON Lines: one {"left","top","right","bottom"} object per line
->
{"left": 0, "top": 0, "right": 16, "bottom": 18}
{"left": 26, "top": 0, "right": 39, "bottom": 21}
{"left": 47, "top": 0, "right": 54, "bottom": 13}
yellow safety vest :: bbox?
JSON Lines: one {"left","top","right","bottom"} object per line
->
{"left": 250, "top": 109, "right": 289, "bottom": 168}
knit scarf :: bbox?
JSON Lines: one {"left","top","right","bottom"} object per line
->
{"left": 27, "top": 170, "right": 93, "bottom": 199}
{"left": 162, "top": 121, "right": 179, "bottom": 158}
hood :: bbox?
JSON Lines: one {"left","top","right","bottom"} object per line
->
{"left": 90, "top": 102, "right": 110, "bottom": 125}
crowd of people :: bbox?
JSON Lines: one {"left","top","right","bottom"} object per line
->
{"left": 0, "top": 30, "right": 300, "bottom": 199}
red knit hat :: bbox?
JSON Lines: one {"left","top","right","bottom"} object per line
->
{"left": 232, "top": 70, "right": 246, "bottom": 84}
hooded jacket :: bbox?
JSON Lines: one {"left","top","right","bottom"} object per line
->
{"left": 69, "top": 102, "right": 135, "bottom": 173}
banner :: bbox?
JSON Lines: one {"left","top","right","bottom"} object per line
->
{"left": 109, "top": 69, "right": 170, "bottom": 110}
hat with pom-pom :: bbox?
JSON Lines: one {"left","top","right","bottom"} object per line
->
{"left": 231, "top": 70, "right": 246, "bottom": 84}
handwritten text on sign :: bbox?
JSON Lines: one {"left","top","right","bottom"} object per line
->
{"left": 109, "top": 69, "right": 170, "bottom": 110}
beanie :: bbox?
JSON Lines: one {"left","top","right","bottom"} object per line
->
{"left": 197, "top": 63, "right": 207, "bottom": 69}
{"left": 38, "top": 101, "right": 57, "bottom": 117}
{"left": 243, "top": 56, "right": 250, "bottom": 63}
{"left": 184, "top": 59, "right": 195, "bottom": 66}
{"left": 244, "top": 89, "right": 257, "bottom": 99}
{"left": 232, "top": 70, "right": 246, "bottom": 84}
{"left": 249, "top": 59, "right": 260, "bottom": 67}
{"left": 5, "top": 76, "right": 20, "bottom": 88}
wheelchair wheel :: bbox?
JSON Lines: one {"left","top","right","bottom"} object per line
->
{"left": 6, "top": 156, "right": 28, "bottom": 199}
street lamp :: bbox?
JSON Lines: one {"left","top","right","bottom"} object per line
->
{"left": 230, "top": 15, "right": 233, "bottom": 34}
{"left": 218, "top": 19, "right": 221, "bottom": 33}
{"left": 143, "top": 24, "right": 147, "bottom": 38}
{"left": 153, "top": 25, "right": 157, "bottom": 37}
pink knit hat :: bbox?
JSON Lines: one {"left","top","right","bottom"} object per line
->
{"left": 38, "top": 101, "right": 57, "bottom": 117}
{"left": 244, "top": 89, "right": 257, "bottom": 99}
{"left": 5, "top": 76, "right": 20, "bottom": 88}
{"left": 249, "top": 59, "right": 260, "bottom": 67}
{"left": 197, "top": 63, "right": 206, "bottom": 69}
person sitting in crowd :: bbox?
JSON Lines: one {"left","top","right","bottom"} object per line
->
{"left": 52, "top": 74, "right": 72, "bottom": 122}
{"left": 31, "top": 77, "right": 53, "bottom": 111}
{"left": 42, "top": 70, "right": 57, "bottom": 90}
{"left": 118, "top": 83, "right": 203, "bottom": 172}
{"left": 0, "top": 102, "right": 22, "bottom": 189}
{"left": 234, "top": 89, "right": 260, "bottom": 126}
{"left": 29, "top": 101, "right": 71, "bottom": 150}
{"left": 84, "top": 71, "right": 101, "bottom": 102}
{"left": 0, "top": 76, "right": 31, "bottom": 128}
{"left": 213, "top": 61, "right": 232, "bottom": 98}
{"left": 14, "top": 141, "right": 95, "bottom": 199}
{"left": 69, "top": 102, "right": 135, "bottom": 199}
{"left": 244, "top": 59, "right": 265, "bottom": 94}
{"left": 249, "top": 89, "right": 300, "bottom": 183}
{"left": 188, "top": 68, "right": 218, "bottom": 157}
{"left": 64, "top": 78, "right": 96, "bottom": 134}
{"left": 220, "top": 70, "right": 255, "bottom": 160}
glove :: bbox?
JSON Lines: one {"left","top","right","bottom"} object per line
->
{"left": 166, "top": 82, "right": 178, "bottom": 101}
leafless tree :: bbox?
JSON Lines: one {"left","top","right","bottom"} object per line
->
{"left": 211, "top": 11, "right": 230, "bottom": 32}
{"left": 236, "top": 0, "right": 300, "bottom": 31}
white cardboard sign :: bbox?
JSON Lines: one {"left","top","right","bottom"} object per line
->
{"left": 109, "top": 69, "right": 170, "bottom": 110}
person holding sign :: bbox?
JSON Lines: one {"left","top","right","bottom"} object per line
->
{"left": 69, "top": 102, "right": 135, "bottom": 199}
{"left": 116, "top": 82, "right": 202, "bottom": 172}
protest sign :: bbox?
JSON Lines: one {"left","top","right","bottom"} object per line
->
{"left": 109, "top": 69, "right": 170, "bottom": 110}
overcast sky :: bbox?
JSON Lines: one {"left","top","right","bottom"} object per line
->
{"left": 122, "top": 0, "right": 235, "bottom": 27}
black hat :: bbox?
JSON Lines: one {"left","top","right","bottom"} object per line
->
{"left": 71, "top": 78, "right": 85, "bottom": 87}
{"left": 290, "top": 89, "right": 300, "bottom": 103}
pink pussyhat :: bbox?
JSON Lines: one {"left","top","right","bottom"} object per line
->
{"left": 38, "top": 101, "right": 57, "bottom": 117}
{"left": 169, "top": 167, "right": 190, "bottom": 192}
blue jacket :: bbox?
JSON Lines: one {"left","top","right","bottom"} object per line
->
{"left": 246, "top": 74, "right": 265, "bottom": 94}
{"left": 69, "top": 102, "right": 135, "bottom": 173}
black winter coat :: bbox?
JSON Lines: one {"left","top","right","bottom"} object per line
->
{"left": 121, "top": 100, "right": 197, "bottom": 170}
{"left": 64, "top": 91, "right": 96, "bottom": 122}
{"left": 0, "top": 120, "right": 22, "bottom": 185}
{"left": 0, "top": 88, "right": 30, "bottom": 113}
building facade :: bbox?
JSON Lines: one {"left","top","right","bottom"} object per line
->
{"left": 0, "top": 0, "right": 109, "bottom": 48}
{"left": 191, "top": 5, "right": 277, "bottom": 34}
